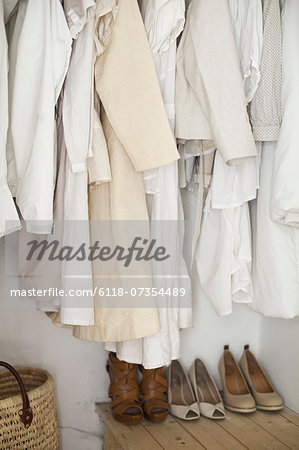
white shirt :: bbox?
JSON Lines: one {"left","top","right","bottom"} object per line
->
{"left": 251, "top": 142, "right": 299, "bottom": 318}
{"left": 6, "top": 0, "right": 28, "bottom": 198}
{"left": 228, "top": 0, "right": 263, "bottom": 103}
{"left": 211, "top": 150, "right": 259, "bottom": 210}
{"left": 196, "top": 191, "right": 253, "bottom": 316}
{"left": 63, "top": 0, "right": 96, "bottom": 172}
{"left": 10, "top": 0, "right": 72, "bottom": 234}
{"left": 141, "top": 0, "right": 185, "bottom": 195}
{"left": 54, "top": 0, "right": 96, "bottom": 326}
{"left": 271, "top": 0, "right": 299, "bottom": 227}
{"left": 0, "top": 1, "right": 20, "bottom": 238}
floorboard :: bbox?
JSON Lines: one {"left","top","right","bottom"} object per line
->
{"left": 97, "top": 404, "right": 299, "bottom": 450}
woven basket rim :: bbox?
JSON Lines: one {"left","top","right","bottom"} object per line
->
{"left": 0, "top": 366, "right": 54, "bottom": 407}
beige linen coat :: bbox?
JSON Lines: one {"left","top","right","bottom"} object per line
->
{"left": 72, "top": 0, "right": 179, "bottom": 342}
{"left": 175, "top": 0, "right": 257, "bottom": 165}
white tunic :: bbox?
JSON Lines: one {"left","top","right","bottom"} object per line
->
{"left": 195, "top": 144, "right": 260, "bottom": 316}
{"left": 195, "top": 0, "right": 263, "bottom": 316}
{"left": 271, "top": 0, "right": 299, "bottom": 228}
{"left": 10, "top": 0, "right": 72, "bottom": 234}
{"left": 5, "top": 0, "right": 27, "bottom": 198}
{"left": 105, "top": 0, "right": 192, "bottom": 368}
{"left": 196, "top": 193, "right": 253, "bottom": 316}
{"left": 0, "top": 1, "right": 20, "bottom": 238}
{"left": 250, "top": 142, "right": 299, "bottom": 318}
{"left": 63, "top": 0, "right": 95, "bottom": 170}
{"left": 55, "top": 0, "right": 96, "bottom": 326}
{"left": 24, "top": 1, "right": 95, "bottom": 326}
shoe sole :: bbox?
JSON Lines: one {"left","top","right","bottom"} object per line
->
{"left": 225, "top": 404, "right": 257, "bottom": 414}
{"left": 201, "top": 414, "right": 226, "bottom": 420}
{"left": 112, "top": 413, "right": 143, "bottom": 425}
{"left": 257, "top": 405, "right": 284, "bottom": 411}
{"left": 144, "top": 412, "right": 169, "bottom": 423}
{"left": 170, "top": 412, "right": 200, "bottom": 421}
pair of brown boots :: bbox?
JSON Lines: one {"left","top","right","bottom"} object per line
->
{"left": 107, "top": 352, "right": 170, "bottom": 424}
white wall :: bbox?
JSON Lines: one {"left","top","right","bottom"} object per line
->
{"left": 258, "top": 317, "right": 299, "bottom": 413}
{"left": 180, "top": 283, "right": 262, "bottom": 388}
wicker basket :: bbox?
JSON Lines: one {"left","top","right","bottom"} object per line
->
{"left": 0, "top": 362, "right": 59, "bottom": 449}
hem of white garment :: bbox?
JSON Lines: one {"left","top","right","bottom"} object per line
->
{"left": 232, "top": 298, "right": 253, "bottom": 304}
{"left": 248, "top": 303, "right": 299, "bottom": 319}
{"left": 72, "top": 320, "right": 161, "bottom": 343}
{"left": 104, "top": 349, "right": 180, "bottom": 370}
{"left": 25, "top": 220, "right": 54, "bottom": 235}
{"left": 132, "top": 150, "right": 180, "bottom": 173}
{"left": 178, "top": 320, "right": 193, "bottom": 330}
{"left": 252, "top": 125, "right": 280, "bottom": 142}
{"left": 226, "top": 154, "right": 257, "bottom": 166}
{"left": 214, "top": 309, "right": 233, "bottom": 316}
{"left": 212, "top": 193, "right": 257, "bottom": 209}
{"left": 37, "top": 305, "right": 60, "bottom": 313}
{"left": 60, "top": 308, "right": 94, "bottom": 326}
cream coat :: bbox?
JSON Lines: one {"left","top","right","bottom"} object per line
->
{"left": 175, "top": 0, "right": 257, "bottom": 165}
{"left": 72, "top": 0, "right": 179, "bottom": 343}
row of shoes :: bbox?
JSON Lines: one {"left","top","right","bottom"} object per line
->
{"left": 106, "top": 345, "right": 283, "bottom": 425}
{"left": 168, "top": 345, "right": 284, "bottom": 421}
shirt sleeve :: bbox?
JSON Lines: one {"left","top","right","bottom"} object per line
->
{"left": 63, "top": 0, "right": 96, "bottom": 172}
{"left": 140, "top": 0, "right": 185, "bottom": 54}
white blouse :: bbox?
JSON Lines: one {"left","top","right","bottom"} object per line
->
{"left": 10, "top": 0, "right": 72, "bottom": 234}
{"left": 228, "top": 0, "right": 263, "bottom": 103}
{"left": 271, "top": 0, "right": 299, "bottom": 227}
{"left": 0, "top": 1, "right": 20, "bottom": 238}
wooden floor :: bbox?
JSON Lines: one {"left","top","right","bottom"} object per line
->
{"left": 97, "top": 403, "right": 299, "bottom": 450}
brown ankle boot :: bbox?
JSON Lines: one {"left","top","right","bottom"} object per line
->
{"left": 107, "top": 352, "right": 143, "bottom": 424}
{"left": 140, "top": 366, "right": 170, "bottom": 423}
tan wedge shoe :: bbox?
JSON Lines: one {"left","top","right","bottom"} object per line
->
{"left": 189, "top": 359, "right": 226, "bottom": 419}
{"left": 219, "top": 345, "right": 256, "bottom": 413}
{"left": 168, "top": 360, "right": 200, "bottom": 421}
{"left": 240, "top": 345, "right": 284, "bottom": 411}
